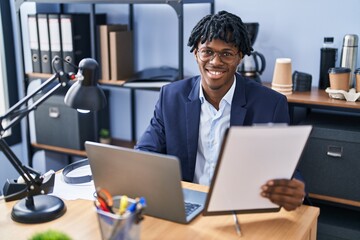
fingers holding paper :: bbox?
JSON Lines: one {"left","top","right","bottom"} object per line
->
{"left": 261, "top": 179, "right": 305, "bottom": 211}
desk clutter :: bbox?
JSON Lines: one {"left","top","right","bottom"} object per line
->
{"left": 292, "top": 71, "right": 312, "bottom": 92}
{"left": 271, "top": 58, "right": 293, "bottom": 95}
{"left": 325, "top": 88, "right": 360, "bottom": 102}
{"left": 325, "top": 67, "right": 360, "bottom": 102}
{"left": 94, "top": 188, "right": 146, "bottom": 240}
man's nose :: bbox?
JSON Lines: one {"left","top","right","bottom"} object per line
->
{"left": 210, "top": 53, "right": 223, "bottom": 63}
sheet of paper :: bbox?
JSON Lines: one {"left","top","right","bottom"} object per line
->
{"left": 204, "top": 125, "right": 312, "bottom": 215}
{"left": 51, "top": 165, "right": 95, "bottom": 201}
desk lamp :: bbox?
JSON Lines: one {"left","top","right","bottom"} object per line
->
{"left": 0, "top": 57, "right": 106, "bottom": 223}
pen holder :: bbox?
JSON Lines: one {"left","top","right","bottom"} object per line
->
{"left": 96, "top": 196, "right": 142, "bottom": 240}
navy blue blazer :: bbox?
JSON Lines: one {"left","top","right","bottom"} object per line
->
{"left": 135, "top": 73, "right": 291, "bottom": 182}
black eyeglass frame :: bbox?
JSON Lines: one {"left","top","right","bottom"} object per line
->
{"left": 196, "top": 47, "right": 241, "bottom": 64}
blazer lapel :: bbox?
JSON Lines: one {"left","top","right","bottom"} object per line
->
{"left": 230, "top": 73, "right": 248, "bottom": 126}
{"left": 186, "top": 78, "right": 201, "bottom": 177}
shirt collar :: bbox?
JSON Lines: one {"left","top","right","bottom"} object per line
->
{"left": 199, "top": 75, "right": 236, "bottom": 106}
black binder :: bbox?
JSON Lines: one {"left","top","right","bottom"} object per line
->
{"left": 48, "top": 14, "right": 62, "bottom": 73}
{"left": 27, "top": 14, "right": 41, "bottom": 73}
{"left": 37, "top": 14, "right": 51, "bottom": 73}
{"left": 60, "top": 14, "right": 91, "bottom": 73}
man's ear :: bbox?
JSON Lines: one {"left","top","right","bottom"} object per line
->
{"left": 193, "top": 49, "right": 198, "bottom": 59}
{"left": 238, "top": 52, "right": 244, "bottom": 60}
{"left": 236, "top": 52, "right": 244, "bottom": 65}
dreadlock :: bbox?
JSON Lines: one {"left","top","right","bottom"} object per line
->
{"left": 187, "top": 10, "right": 253, "bottom": 56}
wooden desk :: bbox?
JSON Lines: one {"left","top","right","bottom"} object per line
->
{"left": 261, "top": 82, "right": 360, "bottom": 112}
{"left": 286, "top": 87, "right": 360, "bottom": 112}
{"left": 1, "top": 182, "right": 319, "bottom": 240}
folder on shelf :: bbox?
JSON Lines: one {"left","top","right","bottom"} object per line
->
{"left": 37, "top": 14, "right": 51, "bottom": 73}
{"left": 99, "top": 24, "right": 128, "bottom": 80}
{"left": 109, "top": 31, "right": 134, "bottom": 81}
{"left": 60, "top": 14, "right": 91, "bottom": 73}
{"left": 27, "top": 14, "right": 41, "bottom": 73}
{"left": 48, "top": 14, "right": 62, "bottom": 73}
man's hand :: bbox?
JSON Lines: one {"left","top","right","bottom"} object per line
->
{"left": 261, "top": 179, "right": 305, "bottom": 211}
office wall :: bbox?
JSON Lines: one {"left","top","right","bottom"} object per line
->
{"left": 217, "top": 0, "right": 360, "bottom": 84}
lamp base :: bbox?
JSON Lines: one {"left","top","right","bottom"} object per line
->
{"left": 11, "top": 195, "right": 66, "bottom": 223}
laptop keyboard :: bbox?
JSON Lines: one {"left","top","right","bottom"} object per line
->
{"left": 184, "top": 202, "right": 201, "bottom": 216}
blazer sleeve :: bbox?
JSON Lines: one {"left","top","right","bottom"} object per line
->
{"left": 135, "top": 88, "right": 167, "bottom": 153}
{"left": 273, "top": 94, "right": 290, "bottom": 124}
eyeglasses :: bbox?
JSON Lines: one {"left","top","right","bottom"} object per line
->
{"left": 197, "top": 48, "right": 239, "bottom": 64}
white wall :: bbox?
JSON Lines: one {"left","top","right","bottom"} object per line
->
{"left": 217, "top": 0, "right": 360, "bottom": 84}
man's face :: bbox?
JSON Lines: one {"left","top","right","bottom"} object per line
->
{"left": 194, "top": 38, "right": 242, "bottom": 92}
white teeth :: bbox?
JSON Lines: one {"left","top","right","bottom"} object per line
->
{"left": 209, "top": 71, "right": 222, "bottom": 75}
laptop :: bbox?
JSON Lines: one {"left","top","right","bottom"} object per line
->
{"left": 85, "top": 141, "right": 206, "bottom": 224}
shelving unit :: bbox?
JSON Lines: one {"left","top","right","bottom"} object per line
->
{"left": 13, "top": 0, "right": 214, "bottom": 157}
{"left": 15, "top": 0, "right": 215, "bottom": 80}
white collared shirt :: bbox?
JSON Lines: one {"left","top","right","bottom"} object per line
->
{"left": 193, "top": 77, "right": 236, "bottom": 186}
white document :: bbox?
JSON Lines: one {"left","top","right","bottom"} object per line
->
{"left": 203, "top": 125, "right": 312, "bottom": 215}
{"left": 51, "top": 165, "right": 95, "bottom": 201}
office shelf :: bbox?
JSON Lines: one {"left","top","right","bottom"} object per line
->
{"left": 31, "top": 138, "right": 135, "bottom": 157}
{"left": 16, "top": 0, "right": 213, "bottom": 158}
{"left": 15, "top": 0, "right": 214, "bottom": 80}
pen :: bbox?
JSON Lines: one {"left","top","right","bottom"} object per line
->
{"left": 119, "top": 195, "right": 128, "bottom": 215}
{"left": 126, "top": 197, "right": 146, "bottom": 213}
{"left": 232, "top": 212, "right": 242, "bottom": 237}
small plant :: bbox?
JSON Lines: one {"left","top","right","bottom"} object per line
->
{"left": 30, "top": 229, "right": 72, "bottom": 240}
{"left": 99, "top": 128, "right": 111, "bottom": 144}
{"left": 99, "top": 128, "right": 110, "bottom": 138}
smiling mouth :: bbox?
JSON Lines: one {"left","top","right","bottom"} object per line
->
{"left": 207, "top": 69, "right": 226, "bottom": 77}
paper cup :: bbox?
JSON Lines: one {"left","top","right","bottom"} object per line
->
{"left": 272, "top": 58, "right": 292, "bottom": 86}
{"left": 328, "top": 67, "right": 351, "bottom": 91}
{"left": 355, "top": 68, "right": 360, "bottom": 92}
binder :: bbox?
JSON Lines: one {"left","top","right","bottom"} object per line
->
{"left": 27, "top": 14, "right": 41, "bottom": 73}
{"left": 48, "top": 14, "right": 62, "bottom": 73}
{"left": 109, "top": 31, "right": 134, "bottom": 81}
{"left": 60, "top": 14, "right": 91, "bottom": 73}
{"left": 99, "top": 24, "right": 128, "bottom": 80}
{"left": 37, "top": 14, "right": 52, "bottom": 73}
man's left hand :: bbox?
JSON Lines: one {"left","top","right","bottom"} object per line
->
{"left": 261, "top": 179, "right": 305, "bottom": 211}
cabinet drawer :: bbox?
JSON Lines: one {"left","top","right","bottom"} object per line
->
{"left": 299, "top": 132, "right": 360, "bottom": 202}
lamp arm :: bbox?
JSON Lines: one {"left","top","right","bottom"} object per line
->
{"left": 0, "top": 72, "right": 66, "bottom": 133}
{"left": 0, "top": 71, "right": 70, "bottom": 201}
{"left": 1, "top": 73, "right": 58, "bottom": 120}
{"left": 0, "top": 138, "right": 36, "bottom": 187}
{"left": 2, "top": 81, "right": 64, "bottom": 133}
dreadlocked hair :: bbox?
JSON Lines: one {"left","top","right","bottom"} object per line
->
{"left": 187, "top": 10, "right": 253, "bottom": 56}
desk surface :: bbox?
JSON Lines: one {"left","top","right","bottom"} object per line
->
{"left": 286, "top": 87, "right": 360, "bottom": 110}
{"left": 262, "top": 83, "right": 360, "bottom": 111}
{"left": 1, "top": 182, "right": 319, "bottom": 240}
